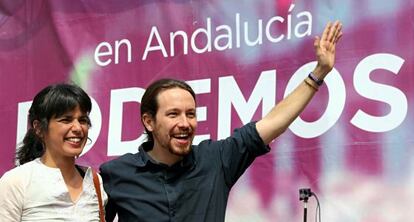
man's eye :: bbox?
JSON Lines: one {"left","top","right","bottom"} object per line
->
{"left": 168, "top": 113, "right": 177, "bottom": 117}
{"left": 187, "top": 112, "right": 196, "bottom": 118}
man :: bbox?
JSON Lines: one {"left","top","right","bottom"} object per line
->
{"left": 100, "top": 21, "right": 343, "bottom": 221}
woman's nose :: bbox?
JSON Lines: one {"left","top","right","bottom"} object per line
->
{"left": 71, "top": 120, "right": 82, "bottom": 132}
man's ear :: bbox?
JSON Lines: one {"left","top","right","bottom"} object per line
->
{"left": 142, "top": 113, "right": 154, "bottom": 132}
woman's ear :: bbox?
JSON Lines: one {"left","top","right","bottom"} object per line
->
{"left": 142, "top": 113, "right": 154, "bottom": 132}
{"left": 32, "top": 120, "right": 42, "bottom": 137}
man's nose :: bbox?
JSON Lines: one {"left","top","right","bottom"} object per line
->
{"left": 177, "top": 115, "right": 190, "bottom": 128}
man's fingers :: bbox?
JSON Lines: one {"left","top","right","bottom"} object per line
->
{"left": 314, "top": 36, "right": 320, "bottom": 50}
{"left": 321, "top": 22, "right": 332, "bottom": 41}
{"left": 331, "top": 21, "right": 343, "bottom": 43}
{"left": 335, "top": 31, "right": 343, "bottom": 43}
{"left": 316, "top": 21, "right": 343, "bottom": 50}
{"left": 335, "top": 22, "right": 343, "bottom": 43}
{"left": 327, "top": 21, "right": 339, "bottom": 42}
{"left": 334, "top": 21, "right": 342, "bottom": 39}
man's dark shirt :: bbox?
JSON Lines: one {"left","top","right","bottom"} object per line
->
{"left": 100, "top": 122, "right": 270, "bottom": 222}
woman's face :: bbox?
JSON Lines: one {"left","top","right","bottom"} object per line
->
{"left": 42, "top": 105, "right": 89, "bottom": 159}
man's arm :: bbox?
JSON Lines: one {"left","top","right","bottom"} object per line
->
{"left": 256, "top": 21, "right": 343, "bottom": 145}
{"left": 99, "top": 164, "right": 118, "bottom": 222}
{"left": 104, "top": 198, "right": 118, "bottom": 222}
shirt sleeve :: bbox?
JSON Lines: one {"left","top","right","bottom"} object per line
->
{"left": 0, "top": 170, "right": 24, "bottom": 221}
{"left": 218, "top": 122, "right": 270, "bottom": 187}
{"left": 99, "top": 163, "right": 118, "bottom": 222}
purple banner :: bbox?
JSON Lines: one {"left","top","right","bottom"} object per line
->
{"left": 1, "top": 0, "right": 413, "bottom": 221}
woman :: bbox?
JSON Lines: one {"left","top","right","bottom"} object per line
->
{"left": 0, "top": 83, "right": 107, "bottom": 221}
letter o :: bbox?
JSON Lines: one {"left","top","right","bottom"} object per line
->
{"left": 284, "top": 61, "right": 346, "bottom": 138}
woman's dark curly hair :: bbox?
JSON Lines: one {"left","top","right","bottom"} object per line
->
{"left": 16, "top": 83, "right": 92, "bottom": 165}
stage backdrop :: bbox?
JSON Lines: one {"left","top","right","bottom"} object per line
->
{"left": 1, "top": 0, "right": 413, "bottom": 221}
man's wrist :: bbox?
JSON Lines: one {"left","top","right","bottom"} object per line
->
{"left": 312, "top": 64, "right": 333, "bottom": 79}
{"left": 308, "top": 72, "right": 324, "bottom": 86}
{"left": 304, "top": 78, "right": 319, "bottom": 91}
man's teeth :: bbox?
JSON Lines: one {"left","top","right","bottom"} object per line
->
{"left": 175, "top": 134, "right": 189, "bottom": 138}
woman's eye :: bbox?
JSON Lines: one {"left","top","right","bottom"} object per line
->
{"left": 59, "top": 118, "right": 71, "bottom": 123}
{"left": 79, "top": 119, "right": 88, "bottom": 124}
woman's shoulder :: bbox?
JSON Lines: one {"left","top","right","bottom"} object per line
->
{"left": 0, "top": 159, "right": 37, "bottom": 187}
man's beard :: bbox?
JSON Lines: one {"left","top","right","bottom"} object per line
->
{"left": 168, "top": 143, "right": 192, "bottom": 156}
